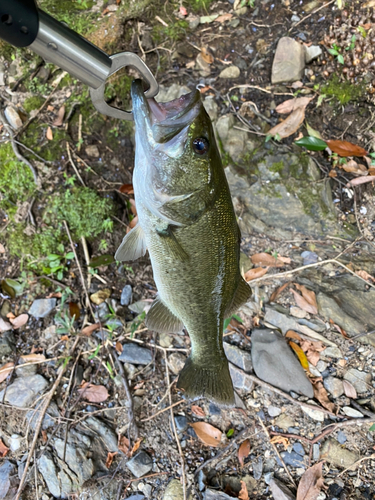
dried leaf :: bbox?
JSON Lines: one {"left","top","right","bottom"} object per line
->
{"left": 275, "top": 97, "right": 313, "bottom": 114}
{"left": 8, "top": 313, "right": 28, "bottom": 329}
{"left": 342, "top": 159, "right": 367, "bottom": 174}
{"left": 238, "top": 481, "right": 249, "bottom": 500}
{"left": 6, "top": 312, "right": 15, "bottom": 319}
{"left": 270, "top": 281, "right": 290, "bottom": 302}
{"left": 119, "top": 183, "right": 134, "bottom": 194}
{"left": 270, "top": 478, "right": 296, "bottom": 500}
{"left": 78, "top": 382, "right": 109, "bottom": 403}
{"left": 346, "top": 175, "right": 375, "bottom": 186}
{"left": 296, "top": 461, "right": 325, "bottom": 500}
{"left": 201, "top": 47, "right": 214, "bottom": 64}
{"left": 244, "top": 266, "right": 269, "bottom": 281}
{"left": 330, "top": 320, "right": 349, "bottom": 339}
{"left": 355, "top": 269, "right": 375, "bottom": 282}
{"left": 105, "top": 451, "right": 117, "bottom": 468}
{"left": 69, "top": 302, "right": 81, "bottom": 320}
{"left": 0, "top": 439, "right": 9, "bottom": 457}
{"left": 0, "top": 362, "right": 14, "bottom": 383}
{"left": 52, "top": 105, "right": 65, "bottom": 126}
{"left": 46, "top": 292, "right": 62, "bottom": 298}
{"left": 42, "top": 429, "right": 48, "bottom": 443}
{"left": 0, "top": 243, "right": 5, "bottom": 253}
{"left": 306, "top": 121, "right": 323, "bottom": 139}
{"left": 191, "top": 405, "right": 206, "bottom": 417}
{"left": 268, "top": 106, "right": 306, "bottom": 139}
{"left": 300, "top": 339, "right": 325, "bottom": 366}
{"left": 343, "top": 380, "right": 357, "bottom": 399}
{"left": 310, "top": 377, "right": 336, "bottom": 413}
{"left": 238, "top": 439, "right": 251, "bottom": 467}
{"left": 291, "top": 284, "right": 318, "bottom": 315}
{"left": 215, "top": 13, "right": 233, "bottom": 23}
{"left": 289, "top": 341, "right": 310, "bottom": 371}
{"left": 46, "top": 126, "right": 53, "bottom": 140}
{"left": 118, "top": 435, "right": 130, "bottom": 455}
{"left": 81, "top": 323, "right": 100, "bottom": 336}
{"left": 251, "top": 252, "right": 290, "bottom": 267}
{"left": 285, "top": 330, "right": 303, "bottom": 341}
{"left": 329, "top": 169, "right": 337, "bottom": 178}
{"left": 130, "top": 438, "right": 142, "bottom": 456}
{"left": 115, "top": 341, "right": 123, "bottom": 353}
{"left": 190, "top": 422, "right": 222, "bottom": 447}
{"left": 270, "top": 435, "right": 289, "bottom": 449}
{"left": 21, "top": 353, "right": 46, "bottom": 363}
{"left": 326, "top": 139, "right": 367, "bottom": 157}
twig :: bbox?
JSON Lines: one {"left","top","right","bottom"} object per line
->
{"left": 77, "top": 113, "right": 82, "bottom": 152}
{"left": 289, "top": 0, "right": 336, "bottom": 31}
{"left": 0, "top": 138, "right": 53, "bottom": 164}
{"left": 112, "top": 348, "right": 139, "bottom": 442}
{"left": 351, "top": 400, "right": 375, "bottom": 419}
{"left": 163, "top": 348, "right": 186, "bottom": 500}
{"left": 80, "top": 234, "right": 93, "bottom": 326}
{"left": 66, "top": 142, "right": 85, "bottom": 187}
{"left": 63, "top": 220, "right": 95, "bottom": 320}
{"left": 141, "top": 400, "right": 184, "bottom": 422}
{"left": 228, "top": 84, "right": 293, "bottom": 96}
{"left": 258, "top": 417, "right": 296, "bottom": 487}
{"left": 34, "top": 450, "right": 39, "bottom": 500}
{"left": 13, "top": 337, "right": 80, "bottom": 500}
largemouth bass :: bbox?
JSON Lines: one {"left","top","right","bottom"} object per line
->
{"left": 115, "top": 80, "right": 251, "bottom": 405}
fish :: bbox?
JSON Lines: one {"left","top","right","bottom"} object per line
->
{"left": 115, "top": 79, "right": 252, "bottom": 405}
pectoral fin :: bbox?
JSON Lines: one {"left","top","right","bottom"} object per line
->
{"left": 115, "top": 224, "right": 147, "bottom": 262}
{"left": 225, "top": 278, "right": 252, "bottom": 317}
{"left": 145, "top": 295, "right": 184, "bottom": 333}
{"left": 156, "top": 225, "right": 189, "bottom": 261}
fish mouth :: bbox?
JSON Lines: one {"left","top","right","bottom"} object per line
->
{"left": 131, "top": 79, "right": 201, "bottom": 144}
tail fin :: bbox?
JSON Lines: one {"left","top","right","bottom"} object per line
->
{"left": 176, "top": 356, "right": 235, "bottom": 406}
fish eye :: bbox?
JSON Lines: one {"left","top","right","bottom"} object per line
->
{"left": 192, "top": 137, "right": 209, "bottom": 155}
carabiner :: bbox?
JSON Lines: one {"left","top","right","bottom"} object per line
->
{"left": 90, "top": 52, "right": 159, "bottom": 121}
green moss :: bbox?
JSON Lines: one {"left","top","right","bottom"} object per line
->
{"left": 23, "top": 96, "right": 45, "bottom": 113}
{"left": 189, "top": 0, "right": 215, "bottom": 12}
{"left": 0, "top": 143, "right": 36, "bottom": 215}
{"left": 39, "top": 0, "right": 96, "bottom": 36}
{"left": 152, "top": 20, "right": 189, "bottom": 43}
{"left": 268, "top": 160, "right": 284, "bottom": 174}
{"left": 44, "top": 187, "right": 115, "bottom": 240}
{"left": 20, "top": 124, "right": 70, "bottom": 162}
{"left": 321, "top": 74, "right": 365, "bottom": 105}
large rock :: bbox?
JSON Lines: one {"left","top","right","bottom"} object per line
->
{"left": 251, "top": 328, "right": 313, "bottom": 398}
{"left": 225, "top": 146, "right": 350, "bottom": 240}
{"left": 215, "top": 114, "right": 258, "bottom": 163}
{"left": 272, "top": 37, "right": 305, "bottom": 83}
{"left": 0, "top": 374, "right": 48, "bottom": 407}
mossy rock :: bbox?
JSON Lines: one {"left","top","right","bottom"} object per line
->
{"left": 321, "top": 74, "right": 365, "bottom": 105}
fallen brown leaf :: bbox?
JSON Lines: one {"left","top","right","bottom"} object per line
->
{"left": 190, "top": 422, "right": 222, "bottom": 447}
{"left": 0, "top": 362, "right": 15, "bottom": 383}
{"left": 238, "top": 481, "right": 249, "bottom": 500}
{"left": 296, "top": 461, "right": 325, "bottom": 500}
{"left": 310, "top": 377, "right": 336, "bottom": 413}
{"left": 6, "top": 312, "right": 15, "bottom": 319}
{"left": 244, "top": 266, "right": 269, "bottom": 281}
{"left": 21, "top": 353, "right": 46, "bottom": 363}
{"left": 130, "top": 438, "right": 142, "bottom": 456}
{"left": 81, "top": 323, "right": 101, "bottom": 336}
{"left": 115, "top": 341, "right": 123, "bottom": 353}
{"left": 215, "top": 13, "right": 233, "bottom": 23}
{"left": 270, "top": 435, "right": 289, "bottom": 449}
{"left": 201, "top": 46, "right": 214, "bottom": 64}
{"left": 105, "top": 451, "right": 118, "bottom": 468}
{"left": 285, "top": 330, "right": 303, "bottom": 341}
{"left": 251, "top": 252, "right": 290, "bottom": 267}
{"left": 52, "top": 105, "right": 65, "bottom": 126}
{"left": 69, "top": 302, "right": 81, "bottom": 320}
{"left": 238, "top": 439, "right": 251, "bottom": 467}
{"left": 118, "top": 435, "right": 130, "bottom": 455}
{"left": 326, "top": 139, "right": 367, "bottom": 157}
{"left": 42, "top": 430, "right": 48, "bottom": 443}
{"left": 346, "top": 175, "right": 375, "bottom": 186}
{"left": 78, "top": 382, "right": 109, "bottom": 403}
{"left": 119, "top": 183, "right": 134, "bottom": 194}
{"left": 300, "top": 339, "right": 325, "bottom": 366}
{"left": 355, "top": 269, "right": 375, "bottom": 282}
{"left": 329, "top": 169, "right": 337, "bottom": 178}
{"left": 289, "top": 341, "right": 310, "bottom": 371}
{"left": 46, "top": 126, "right": 53, "bottom": 140}
{"left": 329, "top": 320, "right": 349, "bottom": 339}
{"left": 0, "top": 439, "right": 9, "bottom": 457}
{"left": 292, "top": 284, "right": 318, "bottom": 315}
{"left": 46, "top": 292, "right": 62, "bottom": 298}
{"left": 275, "top": 96, "right": 313, "bottom": 114}
{"left": 268, "top": 106, "right": 306, "bottom": 139}
{"left": 191, "top": 405, "right": 206, "bottom": 417}
{"left": 342, "top": 159, "right": 367, "bottom": 175}
{"left": 269, "top": 281, "right": 290, "bottom": 302}
{"left": 343, "top": 380, "right": 357, "bottom": 399}
{"left": 8, "top": 313, "right": 28, "bottom": 329}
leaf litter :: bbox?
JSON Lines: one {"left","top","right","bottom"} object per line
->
{"left": 296, "top": 462, "right": 325, "bottom": 500}
{"left": 190, "top": 422, "right": 222, "bottom": 447}
{"left": 237, "top": 438, "right": 251, "bottom": 467}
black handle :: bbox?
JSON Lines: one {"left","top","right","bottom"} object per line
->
{"left": 0, "top": 0, "right": 39, "bottom": 47}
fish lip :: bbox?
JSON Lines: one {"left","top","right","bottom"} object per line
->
{"left": 131, "top": 79, "right": 201, "bottom": 143}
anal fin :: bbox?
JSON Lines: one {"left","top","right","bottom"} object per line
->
{"left": 145, "top": 295, "right": 184, "bottom": 333}
{"left": 115, "top": 224, "right": 147, "bottom": 262}
{"left": 225, "top": 278, "right": 252, "bottom": 317}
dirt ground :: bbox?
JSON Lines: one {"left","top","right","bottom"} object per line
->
{"left": 1, "top": 0, "right": 375, "bottom": 499}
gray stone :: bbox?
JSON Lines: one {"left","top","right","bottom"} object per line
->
{"left": 269, "top": 478, "right": 295, "bottom": 500}
{"left": 163, "top": 479, "right": 193, "bottom": 500}
{"left": 280, "top": 451, "right": 306, "bottom": 468}
{"left": 267, "top": 405, "right": 281, "bottom": 417}
{"left": 0, "top": 461, "right": 15, "bottom": 499}
{"left": 188, "top": 15, "right": 200, "bottom": 30}
{"left": 229, "top": 363, "right": 254, "bottom": 392}
{"left": 251, "top": 328, "right": 314, "bottom": 397}
{"left": 323, "top": 377, "right": 344, "bottom": 398}
{"left": 226, "top": 147, "right": 345, "bottom": 240}
{"left": 224, "top": 343, "right": 252, "bottom": 372}
{"left": 38, "top": 452, "right": 64, "bottom": 499}
{"left": 215, "top": 114, "right": 235, "bottom": 143}
{"left": 323, "top": 346, "right": 343, "bottom": 359}
{"left": 127, "top": 495, "right": 145, "bottom": 500}
{"left": 96, "top": 301, "right": 110, "bottom": 321}
{"left": 301, "top": 404, "right": 325, "bottom": 422}
{"left": 155, "top": 84, "right": 191, "bottom": 103}
{"left": 293, "top": 442, "right": 305, "bottom": 456}
{"left": 54, "top": 438, "right": 94, "bottom": 484}
{"left": 301, "top": 250, "right": 318, "bottom": 265}
{"left": 0, "top": 330, "right": 16, "bottom": 356}
{"left": 126, "top": 451, "right": 153, "bottom": 478}
{"left": 0, "top": 374, "right": 48, "bottom": 407}
{"left": 203, "top": 96, "right": 219, "bottom": 121}
{"left": 337, "top": 431, "right": 347, "bottom": 444}
{"left": 272, "top": 37, "right": 305, "bottom": 83}
{"left": 344, "top": 369, "right": 371, "bottom": 394}
{"left": 27, "top": 401, "right": 59, "bottom": 430}
{"left": 290, "top": 306, "right": 307, "bottom": 319}
{"left": 252, "top": 457, "right": 263, "bottom": 480}
{"left": 342, "top": 406, "right": 363, "bottom": 418}
{"left": 195, "top": 53, "right": 211, "bottom": 76}
{"left": 159, "top": 332, "right": 173, "bottom": 348}
{"left": 17, "top": 357, "right": 38, "bottom": 376}
{"left": 174, "top": 415, "right": 188, "bottom": 434}
{"left": 313, "top": 443, "right": 320, "bottom": 461}
{"left": 85, "top": 417, "right": 118, "bottom": 451}
{"left": 274, "top": 413, "right": 295, "bottom": 431}
{"left": 29, "top": 298, "right": 57, "bottom": 318}
{"left": 167, "top": 352, "right": 186, "bottom": 375}
{"left": 219, "top": 65, "right": 240, "bottom": 79}
{"left": 9, "top": 434, "right": 22, "bottom": 452}
{"left": 320, "top": 438, "right": 360, "bottom": 469}
{"left": 4, "top": 106, "right": 23, "bottom": 129}
{"left": 121, "top": 285, "right": 133, "bottom": 306}
{"left": 85, "top": 145, "right": 100, "bottom": 158}
{"left": 305, "top": 44, "right": 323, "bottom": 63}
{"left": 271, "top": 37, "right": 305, "bottom": 84}
{"left": 119, "top": 344, "right": 153, "bottom": 365}
{"left": 205, "top": 490, "right": 233, "bottom": 500}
